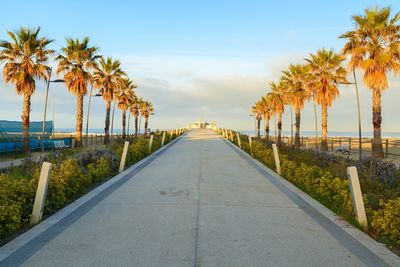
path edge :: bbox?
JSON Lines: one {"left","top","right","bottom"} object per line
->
{"left": 222, "top": 137, "right": 400, "bottom": 266}
{"left": 0, "top": 133, "right": 187, "bottom": 262}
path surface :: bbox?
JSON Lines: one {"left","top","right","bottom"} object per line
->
{"left": 0, "top": 129, "right": 394, "bottom": 266}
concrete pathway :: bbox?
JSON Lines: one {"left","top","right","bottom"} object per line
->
{"left": 0, "top": 129, "right": 397, "bottom": 266}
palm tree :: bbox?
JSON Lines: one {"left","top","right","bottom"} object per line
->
{"left": 267, "top": 81, "right": 285, "bottom": 144}
{"left": 306, "top": 49, "right": 348, "bottom": 151}
{"left": 251, "top": 100, "right": 264, "bottom": 137}
{"left": 260, "top": 95, "right": 273, "bottom": 140}
{"left": 0, "top": 27, "right": 54, "bottom": 151}
{"left": 130, "top": 96, "right": 143, "bottom": 137}
{"left": 93, "top": 57, "right": 125, "bottom": 144}
{"left": 140, "top": 101, "right": 154, "bottom": 136}
{"left": 115, "top": 78, "right": 136, "bottom": 138}
{"left": 340, "top": 6, "right": 400, "bottom": 158}
{"left": 56, "top": 37, "right": 99, "bottom": 147}
{"left": 281, "top": 64, "right": 311, "bottom": 148}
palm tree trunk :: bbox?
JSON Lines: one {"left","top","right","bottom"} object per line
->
{"left": 75, "top": 94, "right": 84, "bottom": 147}
{"left": 264, "top": 115, "right": 270, "bottom": 141}
{"left": 104, "top": 100, "right": 111, "bottom": 144}
{"left": 372, "top": 89, "right": 384, "bottom": 158}
{"left": 277, "top": 112, "right": 282, "bottom": 144}
{"left": 134, "top": 115, "right": 138, "bottom": 137}
{"left": 257, "top": 119, "right": 261, "bottom": 137}
{"left": 321, "top": 102, "right": 328, "bottom": 152}
{"left": 294, "top": 107, "right": 301, "bottom": 148}
{"left": 144, "top": 118, "right": 149, "bottom": 136}
{"left": 122, "top": 110, "right": 126, "bottom": 139}
{"left": 22, "top": 93, "right": 31, "bottom": 152}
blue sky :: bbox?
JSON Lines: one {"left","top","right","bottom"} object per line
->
{"left": 1, "top": 1, "right": 400, "bottom": 133}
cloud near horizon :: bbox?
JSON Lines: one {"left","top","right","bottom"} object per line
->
{"left": 1, "top": 52, "right": 400, "bottom": 134}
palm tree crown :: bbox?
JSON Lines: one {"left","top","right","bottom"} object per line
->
{"left": 0, "top": 27, "right": 54, "bottom": 151}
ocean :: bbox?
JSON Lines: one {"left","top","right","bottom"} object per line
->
{"left": 239, "top": 130, "right": 400, "bottom": 138}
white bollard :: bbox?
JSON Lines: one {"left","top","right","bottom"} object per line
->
{"left": 148, "top": 134, "right": 154, "bottom": 153}
{"left": 237, "top": 132, "right": 242, "bottom": 148}
{"left": 31, "top": 162, "right": 52, "bottom": 225}
{"left": 161, "top": 131, "right": 166, "bottom": 147}
{"left": 272, "top": 143, "right": 281, "bottom": 175}
{"left": 119, "top": 141, "right": 130, "bottom": 173}
{"left": 347, "top": 166, "right": 368, "bottom": 228}
{"left": 248, "top": 135, "right": 253, "bottom": 157}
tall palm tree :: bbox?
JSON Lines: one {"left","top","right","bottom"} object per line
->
{"left": 340, "top": 6, "right": 400, "bottom": 158}
{"left": 281, "top": 64, "right": 311, "bottom": 148}
{"left": 0, "top": 27, "right": 54, "bottom": 151}
{"left": 260, "top": 95, "right": 273, "bottom": 140}
{"left": 93, "top": 57, "right": 125, "bottom": 144}
{"left": 140, "top": 101, "right": 154, "bottom": 136}
{"left": 306, "top": 49, "right": 348, "bottom": 151}
{"left": 267, "top": 81, "right": 285, "bottom": 144}
{"left": 56, "top": 37, "right": 99, "bottom": 147}
{"left": 115, "top": 78, "right": 136, "bottom": 138}
{"left": 130, "top": 96, "right": 143, "bottom": 137}
{"left": 251, "top": 100, "right": 264, "bottom": 138}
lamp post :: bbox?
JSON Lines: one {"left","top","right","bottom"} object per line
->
{"left": 111, "top": 100, "right": 116, "bottom": 143}
{"left": 85, "top": 84, "right": 101, "bottom": 147}
{"left": 339, "top": 69, "right": 362, "bottom": 160}
{"left": 249, "top": 114, "right": 256, "bottom": 137}
{"left": 41, "top": 67, "right": 65, "bottom": 153}
{"left": 312, "top": 93, "right": 319, "bottom": 150}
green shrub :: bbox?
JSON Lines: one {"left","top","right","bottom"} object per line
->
{"left": 371, "top": 198, "right": 400, "bottom": 246}
{"left": 87, "top": 157, "right": 112, "bottom": 183}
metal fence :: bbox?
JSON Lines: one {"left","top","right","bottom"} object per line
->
{"left": 267, "top": 135, "right": 400, "bottom": 161}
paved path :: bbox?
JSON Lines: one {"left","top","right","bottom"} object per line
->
{"left": 0, "top": 129, "right": 396, "bottom": 266}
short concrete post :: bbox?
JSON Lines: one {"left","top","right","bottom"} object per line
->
{"left": 161, "top": 131, "right": 166, "bottom": 147}
{"left": 31, "top": 162, "right": 52, "bottom": 225}
{"left": 119, "top": 141, "right": 130, "bottom": 173}
{"left": 272, "top": 143, "right": 281, "bottom": 175}
{"left": 148, "top": 134, "right": 154, "bottom": 153}
{"left": 237, "top": 132, "right": 242, "bottom": 148}
{"left": 248, "top": 135, "right": 253, "bottom": 157}
{"left": 346, "top": 166, "right": 368, "bottom": 228}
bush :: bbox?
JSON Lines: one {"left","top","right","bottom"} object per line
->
{"left": 371, "top": 198, "right": 400, "bottom": 246}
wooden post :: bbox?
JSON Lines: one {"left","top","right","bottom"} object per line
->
{"left": 346, "top": 166, "right": 368, "bottom": 228}
{"left": 119, "top": 141, "right": 130, "bottom": 173}
{"left": 148, "top": 134, "right": 154, "bottom": 153}
{"left": 237, "top": 132, "right": 242, "bottom": 148}
{"left": 31, "top": 162, "right": 52, "bottom": 225}
{"left": 331, "top": 138, "right": 334, "bottom": 151}
{"left": 339, "top": 138, "right": 342, "bottom": 147}
{"left": 349, "top": 138, "right": 352, "bottom": 153}
{"left": 161, "top": 131, "right": 166, "bottom": 147}
{"left": 272, "top": 144, "right": 281, "bottom": 175}
{"left": 385, "top": 139, "right": 389, "bottom": 158}
{"left": 229, "top": 130, "right": 233, "bottom": 141}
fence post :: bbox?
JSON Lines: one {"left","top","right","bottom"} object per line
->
{"left": 331, "top": 138, "right": 334, "bottom": 151}
{"left": 229, "top": 130, "right": 233, "bottom": 141}
{"left": 31, "top": 162, "right": 52, "bottom": 225}
{"left": 385, "top": 139, "right": 389, "bottom": 158}
{"left": 349, "top": 138, "right": 352, "bottom": 153}
{"left": 119, "top": 141, "right": 130, "bottom": 173}
{"left": 237, "top": 132, "right": 242, "bottom": 148}
{"left": 148, "top": 134, "right": 154, "bottom": 153}
{"left": 272, "top": 144, "right": 282, "bottom": 175}
{"left": 161, "top": 131, "right": 166, "bottom": 147}
{"left": 346, "top": 166, "right": 368, "bottom": 228}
